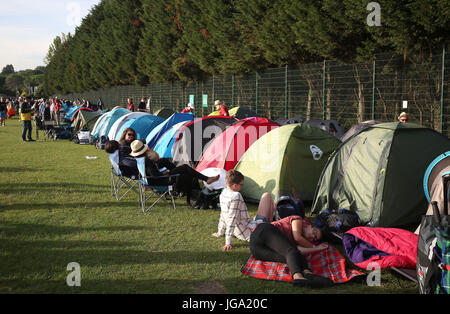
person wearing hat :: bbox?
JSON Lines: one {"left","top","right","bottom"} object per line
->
{"left": 181, "top": 102, "right": 194, "bottom": 114}
{"left": 130, "top": 140, "right": 219, "bottom": 205}
{"left": 214, "top": 100, "right": 229, "bottom": 116}
{"left": 398, "top": 112, "right": 409, "bottom": 123}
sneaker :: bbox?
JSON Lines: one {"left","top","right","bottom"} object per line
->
{"left": 27, "top": 139, "right": 36, "bottom": 142}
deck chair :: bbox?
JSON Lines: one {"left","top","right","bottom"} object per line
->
{"left": 135, "top": 157, "right": 179, "bottom": 213}
{"left": 109, "top": 151, "right": 139, "bottom": 201}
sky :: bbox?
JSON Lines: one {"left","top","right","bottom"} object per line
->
{"left": 0, "top": 0, "right": 101, "bottom": 72}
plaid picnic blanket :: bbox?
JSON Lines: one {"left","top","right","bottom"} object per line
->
{"left": 241, "top": 244, "right": 364, "bottom": 283}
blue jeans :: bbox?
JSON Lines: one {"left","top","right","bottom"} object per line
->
{"left": 22, "top": 120, "right": 32, "bottom": 141}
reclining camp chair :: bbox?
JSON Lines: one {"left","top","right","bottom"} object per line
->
{"left": 109, "top": 151, "right": 139, "bottom": 201}
{"left": 135, "top": 157, "right": 179, "bottom": 213}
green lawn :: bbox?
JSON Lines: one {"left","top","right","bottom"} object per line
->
{"left": 0, "top": 117, "right": 418, "bottom": 294}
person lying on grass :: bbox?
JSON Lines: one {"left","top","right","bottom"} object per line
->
{"left": 250, "top": 214, "right": 332, "bottom": 288}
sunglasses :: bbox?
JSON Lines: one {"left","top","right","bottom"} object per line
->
{"left": 126, "top": 133, "right": 135, "bottom": 137}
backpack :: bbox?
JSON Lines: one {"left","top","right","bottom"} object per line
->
{"left": 417, "top": 175, "right": 450, "bottom": 294}
{"left": 314, "top": 208, "right": 361, "bottom": 233}
{"left": 275, "top": 196, "right": 305, "bottom": 220}
{"left": 49, "top": 125, "right": 72, "bottom": 140}
{"left": 192, "top": 188, "right": 223, "bottom": 210}
{"left": 96, "top": 135, "right": 109, "bottom": 150}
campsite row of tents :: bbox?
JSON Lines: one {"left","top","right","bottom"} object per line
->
{"left": 73, "top": 104, "right": 449, "bottom": 230}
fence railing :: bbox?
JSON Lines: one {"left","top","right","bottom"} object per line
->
{"left": 59, "top": 49, "right": 449, "bottom": 137}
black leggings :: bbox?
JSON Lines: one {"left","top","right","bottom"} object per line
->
{"left": 149, "top": 159, "right": 208, "bottom": 202}
{"left": 250, "top": 223, "right": 309, "bottom": 276}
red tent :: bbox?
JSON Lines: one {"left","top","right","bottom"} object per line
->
{"left": 195, "top": 117, "right": 279, "bottom": 172}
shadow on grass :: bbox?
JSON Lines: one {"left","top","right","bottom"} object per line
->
{"left": 0, "top": 201, "right": 139, "bottom": 212}
{"left": 0, "top": 167, "right": 40, "bottom": 173}
{"left": 0, "top": 182, "right": 110, "bottom": 194}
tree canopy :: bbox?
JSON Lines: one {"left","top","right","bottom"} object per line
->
{"left": 43, "top": 0, "right": 449, "bottom": 96}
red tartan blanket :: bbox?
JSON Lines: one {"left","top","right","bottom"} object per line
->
{"left": 241, "top": 245, "right": 364, "bottom": 283}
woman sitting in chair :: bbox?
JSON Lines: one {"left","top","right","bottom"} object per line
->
{"left": 104, "top": 140, "right": 139, "bottom": 178}
{"left": 118, "top": 128, "right": 138, "bottom": 155}
{"left": 129, "top": 140, "right": 219, "bottom": 205}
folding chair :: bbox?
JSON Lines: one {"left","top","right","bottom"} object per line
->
{"left": 43, "top": 120, "right": 56, "bottom": 141}
{"left": 109, "top": 151, "right": 139, "bottom": 201}
{"left": 135, "top": 157, "right": 180, "bottom": 213}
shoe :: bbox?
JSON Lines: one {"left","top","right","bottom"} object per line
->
{"left": 303, "top": 273, "right": 334, "bottom": 288}
{"left": 27, "top": 139, "right": 36, "bottom": 142}
{"left": 293, "top": 278, "right": 313, "bottom": 288}
{"left": 206, "top": 175, "right": 220, "bottom": 185}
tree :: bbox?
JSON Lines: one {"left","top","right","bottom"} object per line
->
{"left": 6, "top": 74, "right": 25, "bottom": 94}
{"left": 137, "top": 0, "right": 185, "bottom": 82}
{"left": 1, "top": 64, "right": 15, "bottom": 75}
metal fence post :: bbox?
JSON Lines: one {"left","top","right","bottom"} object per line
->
{"left": 285, "top": 65, "right": 288, "bottom": 119}
{"left": 212, "top": 75, "right": 215, "bottom": 102}
{"left": 255, "top": 72, "right": 259, "bottom": 114}
{"left": 170, "top": 81, "right": 173, "bottom": 111}
{"left": 322, "top": 60, "right": 326, "bottom": 120}
{"left": 232, "top": 74, "right": 235, "bottom": 107}
{"left": 372, "top": 58, "right": 376, "bottom": 120}
{"left": 195, "top": 80, "right": 198, "bottom": 116}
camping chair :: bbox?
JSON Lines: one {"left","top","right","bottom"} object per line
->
{"left": 42, "top": 120, "right": 57, "bottom": 141}
{"left": 135, "top": 157, "right": 179, "bottom": 213}
{"left": 109, "top": 151, "right": 139, "bottom": 201}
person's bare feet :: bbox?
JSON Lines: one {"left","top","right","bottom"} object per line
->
{"left": 206, "top": 175, "right": 220, "bottom": 184}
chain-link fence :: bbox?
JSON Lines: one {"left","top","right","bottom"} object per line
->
{"left": 60, "top": 48, "right": 449, "bottom": 137}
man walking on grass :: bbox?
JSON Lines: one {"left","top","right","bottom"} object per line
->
{"left": 20, "top": 97, "right": 35, "bottom": 142}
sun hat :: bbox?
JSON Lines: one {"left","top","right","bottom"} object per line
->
{"left": 130, "top": 140, "right": 148, "bottom": 157}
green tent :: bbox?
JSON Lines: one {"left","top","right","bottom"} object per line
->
{"left": 235, "top": 123, "right": 341, "bottom": 202}
{"left": 311, "top": 122, "right": 450, "bottom": 228}
{"left": 154, "top": 108, "right": 174, "bottom": 119}
{"left": 209, "top": 106, "right": 259, "bottom": 119}
{"left": 73, "top": 110, "right": 102, "bottom": 132}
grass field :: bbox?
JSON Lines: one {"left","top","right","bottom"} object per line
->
{"left": 0, "top": 116, "right": 418, "bottom": 294}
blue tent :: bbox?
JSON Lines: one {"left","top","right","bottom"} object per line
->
{"left": 65, "top": 106, "right": 81, "bottom": 120}
{"left": 96, "top": 108, "right": 131, "bottom": 140}
{"left": 114, "top": 114, "right": 164, "bottom": 141}
{"left": 91, "top": 112, "right": 110, "bottom": 140}
{"left": 153, "top": 120, "right": 192, "bottom": 158}
{"left": 145, "top": 113, "right": 195, "bottom": 149}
